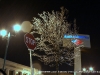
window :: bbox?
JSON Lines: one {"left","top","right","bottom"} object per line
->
{"left": 9, "top": 70, "right": 14, "bottom": 75}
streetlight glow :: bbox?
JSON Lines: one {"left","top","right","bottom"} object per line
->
{"left": 13, "top": 24, "right": 21, "bottom": 32}
{"left": 83, "top": 68, "right": 86, "bottom": 71}
{"left": 38, "top": 71, "right": 42, "bottom": 74}
{"left": 89, "top": 67, "right": 93, "bottom": 71}
{"left": 0, "top": 29, "right": 7, "bottom": 37}
{"left": 0, "top": 24, "right": 21, "bottom": 71}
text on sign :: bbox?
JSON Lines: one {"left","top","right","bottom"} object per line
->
{"left": 26, "top": 37, "right": 35, "bottom": 45}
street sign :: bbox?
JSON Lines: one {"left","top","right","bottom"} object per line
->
{"left": 24, "top": 33, "right": 36, "bottom": 50}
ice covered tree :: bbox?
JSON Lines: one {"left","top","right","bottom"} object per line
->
{"left": 31, "top": 7, "right": 80, "bottom": 75}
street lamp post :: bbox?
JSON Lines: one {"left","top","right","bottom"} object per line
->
{"left": 0, "top": 24, "right": 21, "bottom": 71}
{"left": 2, "top": 32, "right": 10, "bottom": 71}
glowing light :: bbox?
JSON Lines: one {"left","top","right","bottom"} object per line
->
{"left": 83, "top": 68, "right": 86, "bottom": 71}
{"left": 16, "top": 72, "right": 18, "bottom": 74}
{"left": 89, "top": 67, "right": 93, "bottom": 71}
{"left": 38, "top": 71, "right": 42, "bottom": 74}
{"left": 0, "top": 29, "right": 7, "bottom": 37}
{"left": 13, "top": 24, "right": 21, "bottom": 32}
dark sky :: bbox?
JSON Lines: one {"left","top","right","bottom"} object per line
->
{"left": 0, "top": 0, "right": 100, "bottom": 71}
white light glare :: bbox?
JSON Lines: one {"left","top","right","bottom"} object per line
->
{"left": 38, "top": 71, "right": 42, "bottom": 74}
{"left": 13, "top": 24, "right": 21, "bottom": 32}
{"left": 0, "top": 29, "right": 7, "bottom": 37}
{"left": 83, "top": 68, "right": 86, "bottom": 71}
{"left": 89, "top": 67, "right": 93, "bottom": 71}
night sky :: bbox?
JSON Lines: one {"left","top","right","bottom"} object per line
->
{"left": 0, "top": 0, "right": 100, "bottom": 71}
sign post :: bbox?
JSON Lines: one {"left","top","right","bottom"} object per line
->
{"left": 63, "top": 34, "right": 90, "bottom": 75}
{"left": 24, "top": 33, "right": 36, "bottom": 75}
{"left": 29, "top": 49, "right": 33, "bottom": 75}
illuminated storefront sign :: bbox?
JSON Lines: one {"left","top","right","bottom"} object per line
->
{"left": 63, "top": 34, "right": 91, "bottom": 48}
{"left": 64, "top": 34, "right": 89, "bottom": 40}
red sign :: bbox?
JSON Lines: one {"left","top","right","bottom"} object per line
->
{"left": 24, "top": 33, "right": 36, "bottom": 50}
{"left": 72, "top": 39, "right": 83, "bottom": 46}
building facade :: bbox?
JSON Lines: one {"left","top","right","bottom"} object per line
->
{"left": 0, "top": 58, "right": 74, "bottom": 75}
{"left": 0, "top": 58, "right": 40, "bottom": 75}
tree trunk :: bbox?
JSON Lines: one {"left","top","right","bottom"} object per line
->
{"left": 56, "top": 61, "right": 59, "bottom": 75}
